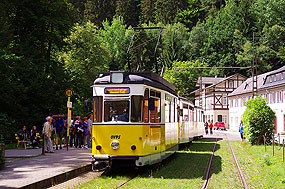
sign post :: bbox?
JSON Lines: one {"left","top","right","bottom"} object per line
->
{"left": 66, "top": 89, "right": 73, "bottom": 151}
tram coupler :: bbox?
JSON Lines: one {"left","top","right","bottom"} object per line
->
{"left": 91, "top": 158, "right": 112, "bottom": 172}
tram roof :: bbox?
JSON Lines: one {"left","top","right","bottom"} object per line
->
{"left": 94, "top": 71, "right": 176, "bottom": 95}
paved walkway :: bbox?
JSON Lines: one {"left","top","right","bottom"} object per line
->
{"left": 5, "top": 148, "right": 42, "bottom": 158}
{"left": 0, "top": 147, "right": 91, "bottom": 188}
{"left": 203, "top": 130, "right": 242, "bottom": 141}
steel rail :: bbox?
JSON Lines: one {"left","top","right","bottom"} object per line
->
{"left": 226, "top": 135, "right": 249, "bottom": 189}
{"left": 115, "top": 174, "right": 137, "bottom": 189}
{"left": 202, "top": 138, "right": 218, "bottom": 189}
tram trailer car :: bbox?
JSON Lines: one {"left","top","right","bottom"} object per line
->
{"left": 91, "top": 71, "right": 204, "bottom": 171}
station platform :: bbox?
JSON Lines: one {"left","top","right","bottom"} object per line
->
{"left": 0, "top": 147, "right": 91, "bottom": 188}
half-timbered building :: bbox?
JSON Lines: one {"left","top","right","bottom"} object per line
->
{"left": 192, "top": 74, "right": 247, "bottom": 128}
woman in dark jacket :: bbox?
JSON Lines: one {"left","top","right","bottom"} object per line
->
{"left": 30, "top": 125, "right": 39, "bottom": 148}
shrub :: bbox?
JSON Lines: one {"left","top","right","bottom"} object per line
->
{"left": 243, "top": 96, "right": 275, "bottom": 145}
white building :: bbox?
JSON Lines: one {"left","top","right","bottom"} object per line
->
{"left": 229, "top": 66, "right": 285, "bottom": 135}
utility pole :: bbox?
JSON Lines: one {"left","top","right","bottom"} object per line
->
{"left": 252, "top": 32, "right": 258, "bottom": 98}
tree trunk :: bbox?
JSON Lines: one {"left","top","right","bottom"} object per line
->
{"left": 256, "top": 133, "right": 263, "bottom": 145}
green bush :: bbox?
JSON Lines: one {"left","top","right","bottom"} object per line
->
{"left": 243, "top": 96, "right": 275, "bottom": 145}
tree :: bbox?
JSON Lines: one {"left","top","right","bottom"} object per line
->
{"left": 177, "top": 0, "right": 206, "bottom": 29}
{"left": 115, "top": 0, "right": 140, "bottom": 27}
{"left": 154, "top": 0, "right": 188, "bottom": 24}
{"left": 163, "top": 60, "right": 207, "bottom": 97}
{"left": 98, "top": 17, "right": 130, "bottom": 71}
{"left": 243, "top": 96, "right": 275, "bottom": 145}
{"left": 140, "top": 0, "right": 156, "bottom": 23}
{"left": 160, "top": 22, "right": 189, "bottom": 69}
{"left": 59, "top": 21, "right": 110, "bottom": 103}
{"left": 84, "top": 0, "right": 116, "bottom": 27}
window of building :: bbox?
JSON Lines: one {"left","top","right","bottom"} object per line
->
{"left": 222, "top": 115, "right": 227, "bottom": 123}
{"left": 277, "top": 91, "right": 280, "bottom": 103}
{"left": 229, "top": 82, "right": 233, "bottom": 88}
{"left": 131, "top": 96, "right": 143, "bottom": 122}
{"left": 282, "top": 72, "right": 284, "bottom": 80}
{"left": 269, "top": 76, "right": 272, "bottom": 82}
{"left": 273, "top": 74, "right": 276, "bottom": 81}
{"left": 277, "top": 73, "right": 281, "bottom": 81}
{"left": 223, "top": 96, "right": 227, "bottom": 105}
{"left": 93, "top": 96, "right": 103, "bottom": 122}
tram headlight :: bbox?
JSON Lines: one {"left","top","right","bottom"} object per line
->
{"left": 111, "top": 140, "right": 120, "bottom": 150}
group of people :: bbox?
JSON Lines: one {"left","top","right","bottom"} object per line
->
{"left": 69, "top": 115, "right": 93, "bottom": 149}
{"left": 41, "top": 114, "right": 93, "bottom": 153}
{"left": 17, "top": 125, "right": 40, "bottom": 148}
{"left": 204, "top": 120, "right": 214, "bottom": 135}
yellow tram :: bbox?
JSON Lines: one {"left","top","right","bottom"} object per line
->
{"left": 91, "top": 71, "right": 204, "bottom": 170}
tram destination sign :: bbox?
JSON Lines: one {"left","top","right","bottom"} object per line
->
{"left": 104, "top": 87, "right": 130, "bottom": 94}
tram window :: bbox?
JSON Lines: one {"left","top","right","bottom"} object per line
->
{"left": 144, "top": 89, "right": 149, "bottom": 123}
{"left": 150, "top": 91, "right": 161, "bottom": 123}
{"left": 131, "top": 96, "right": 143, "bottom": 122}
{"left": 104, "top": 101, "right": 129, "bottom": 122}
{"left": 93, "top": 96, "right": 103, "bottom": 122}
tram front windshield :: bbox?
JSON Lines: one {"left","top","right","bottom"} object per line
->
{"left": 104, "top": 100, "right": 129, "bottom": 122}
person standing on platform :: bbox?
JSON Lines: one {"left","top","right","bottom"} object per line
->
{"left": 209, "top": 121, "right": 213, "bottom": 135}
{"left": 55, "top": 116, "right": 64, "bottom": 150}
{"left": 239, "top": 120, "right": 245, "bottom": 141}
{"left": 83, "top": 117, "right": 88, "bottom": 149}
{"left": 87, "top": 114, "right": 93, "bottom": 150}
{"left": 74, "top": 116, "right": 83, "bottom": 148}
{"left": 204, "top": 121, "right": 209, "bottom": 135}
{"left": 43, "top": 116, "right": 54, "bottom": 153}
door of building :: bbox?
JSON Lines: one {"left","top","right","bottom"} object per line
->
{"left": 218, "top": 115, "right": 222, "bottom": 122}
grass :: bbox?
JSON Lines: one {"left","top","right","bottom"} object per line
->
{"left": 76, "top": 169, "right": 133, "bottom": 189}
{"left": 78, "top": 141, "right": 216, "bottom": 189}
{"left": 207, "top": 141, "right": 243, "bottom": 189}
{"left": 231, "top": 141, "right": 285, "bottom": 188}
{"left": 122, "top": 141, "right": 216, "bottom": 189}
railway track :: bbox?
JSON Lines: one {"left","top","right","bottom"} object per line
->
{"left": 201, "top": 138, "right": 218, "bottom": 189}
{"left": 201, "top": 133, "right": 249, "bottom": 189}
{"left": 225, "top": 135, "right": 249, "bottom": 189}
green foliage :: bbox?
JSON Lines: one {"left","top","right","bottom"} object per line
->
{"left": 154, "top": 0, "right": 188, "bottom": 24}
{"left": 163, "top": 60, "right": 207, "bottom": 96}
{"left": 243, "top": 96, "right": 275, "bottom": 145}
{"left": 59, "top": 21, "right": 110, "bottom": 111}
{"left": 140, "top": 0, "right": 156, "bottom": 23}
{"left": 115, "top": 0, "right": 140, "bottom": 27}
{"left": 84, "top": 0, "right": 116, "bottom": 27}
{"left": 99, "top": 17, "right": 130, "bottom": 70}
{"left": 160, "top": 23, "right": 189, "bottom": 68}
{"left": 61, "top": 21, "right": 110, "bottom": 84}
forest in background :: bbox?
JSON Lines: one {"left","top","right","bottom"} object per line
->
{"left": 0, "top": 0, "right": 284, "bottom": 139}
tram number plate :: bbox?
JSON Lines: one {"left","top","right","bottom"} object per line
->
{"left": 111, "top": 135, "right": 121, "bottom": 139}
{"left": 105, "top": 87, "right": 130, "bottom": 94}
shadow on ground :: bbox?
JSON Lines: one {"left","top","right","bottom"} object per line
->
{"left": 102, "top": 141, "right": 222, "bottom": 181}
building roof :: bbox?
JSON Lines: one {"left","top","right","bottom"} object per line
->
{"left": 259, "top": 66, "right": 285, "bottom": 90}
{"left": 196, "top": 77, "right": 224, "bottom": 86}
{"left": 191, "top": 73, "right": 247, "bottom": 94}
{"left": 229, "top": 66, "right": 285, "bottom": 97}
